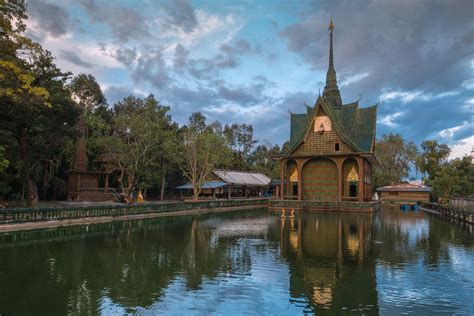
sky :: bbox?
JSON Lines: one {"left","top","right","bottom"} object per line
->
{"left": 25, "top": 0, "right": 473, "bottom": 159}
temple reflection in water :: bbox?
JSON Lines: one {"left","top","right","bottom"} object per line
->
{"left": 275, "top": 211, "right": 377, "bottom": 312}
{"left": 0, "top": 208, "right": 473, "bottom": 315}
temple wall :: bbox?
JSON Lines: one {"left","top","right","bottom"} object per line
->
{"left": 293, "top": 129, "right": 353, "bottom": 156}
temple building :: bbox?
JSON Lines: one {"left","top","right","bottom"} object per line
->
{"left": 277, "top": 19, "right": 378, "bottom": 203}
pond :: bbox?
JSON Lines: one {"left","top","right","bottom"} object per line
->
{"left": 0, "top": 206, "right": 473, "bottom": 315}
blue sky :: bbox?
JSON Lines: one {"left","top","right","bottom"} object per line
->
{"left": 26, "top": 0, "right": 473, "bottom": 158}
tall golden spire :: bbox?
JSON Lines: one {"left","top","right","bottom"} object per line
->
{"left": 323, "top": 17, "right": 342, "bottom": 108}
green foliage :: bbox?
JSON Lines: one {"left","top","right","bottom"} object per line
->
{"left": 431, "top": 157, "right": 474, "bottom": 200}
{"left": 416, "top": 140, "right": 451, "bottom": 181}
{"left": 0, "top": 145, "right": 10, "bottom": 197}
{"left": 181, "top": 113, "right": 232, "bottom": 200}
{"left": 91, "top": 95, "right": 180, "bottom": 202}
{"left": 249, "top": 144, "right": 281, "bottom": 179}
{"left": 68, "top": 73, "right": 106, "bottom": 111}
{"left": 373, "top": 133, "right": 418, "bottom": 189}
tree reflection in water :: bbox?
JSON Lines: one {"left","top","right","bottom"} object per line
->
{"left": 0, "top": 207, "right": 473, "bottom": 315}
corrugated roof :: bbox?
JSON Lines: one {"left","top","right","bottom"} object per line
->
{"left": 176, "top": 181, "right": 227, "bottom": 190}
{"left": 213, "top": 170, "right": 271, "bottom": 186}
{"left": 376, "top": 184, "right": 432, "bottom": 192}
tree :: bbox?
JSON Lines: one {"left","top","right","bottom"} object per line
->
{"left": 0, "top": 47, "right": 78, "bottom": 205}
{"left": 68, "top": 73, "right": 106, "bottom": 111}
{"left": 92, "top": 95, "right": 179, "bottom": 202}
{"left": 416, "top": 140, "right": 451, "bottom": 182}
{"left": 181, "top": 113, "right": 231, "bottom": 200}
{"left": 373, "top": 134, "right": 418, "bottom": 189}
{"left": 0, "top": 145, "right": 9, "bottom": 199}
{"left": 431, "top": 157, "right": 474, "bottom": 201}
{"left": 0, "top": 0, "right": 80, "bottom": 205}
{"left": 249, "top": 144, "right": 281, "bottom": 179}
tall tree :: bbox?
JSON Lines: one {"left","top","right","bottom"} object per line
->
{"left": 0, "top": 3, "right": 79, "bottom": 205}
{"left": 92, "top": 95, "right": 179, "bottom": 202}
{"left": 181, "top": 113, "right": 231, "bottom": 200}
{"left": 68, "top": 74, "right": 106, "bottom": 111}
{"left": 416, "top": 140, "right": 451, "bottom": 182}
{"left": 373, "top": 134, "right": 418, "bottom": 189}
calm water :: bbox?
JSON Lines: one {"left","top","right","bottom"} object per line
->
{"left": 0, "top": 207, "right": 473, "bottom": 315}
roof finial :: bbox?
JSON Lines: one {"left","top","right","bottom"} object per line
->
{"left": 329, "top": 16, "right": 334, "bottom": 32}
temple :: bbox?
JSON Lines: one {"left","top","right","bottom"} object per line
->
{"left": 276, "top": 19, "right": 378, "bottom": 203}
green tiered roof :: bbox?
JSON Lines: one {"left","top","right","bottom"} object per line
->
{"left": 287, "top": 98, "right": 377, "bottom": 154}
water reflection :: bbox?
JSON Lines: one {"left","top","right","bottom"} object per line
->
{"left": 0, "top": 207, "right": 472, "bottom": 315}
{"left": 276, "top": 212, "right": 378, "bottom": 313}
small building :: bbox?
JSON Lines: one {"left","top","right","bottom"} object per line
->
{"left": 376, "top": 183, "right": 431, "bottom": 203}
{"left": 176, "top": 170, "right": 272, "bottom": 199}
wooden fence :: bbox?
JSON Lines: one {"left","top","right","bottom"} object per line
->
{"left": 421, "top": 202, "right": 474, "bottom": 225}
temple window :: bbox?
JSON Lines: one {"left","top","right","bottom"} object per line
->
{"left": 335, "top": 142, "right": 340, "bottom": 152}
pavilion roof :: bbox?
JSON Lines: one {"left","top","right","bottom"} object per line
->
{"left": 213, "top": 170, "right": 271, "bottom": 186}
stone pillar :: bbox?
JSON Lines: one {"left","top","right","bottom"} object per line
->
{"left": 336, "top": 158, "right": 343, "bottom": 202}
{"left": 297, "top": 160, "right": 303, "bottom": 201}
{"left": 228, "top": 185, "right": 232, "bottom": 199}
{"left": 280, "top": 159, "right": 285, "bottom": 199}
{"left": 358, "top": 157, "right": 364, "bottom": 202}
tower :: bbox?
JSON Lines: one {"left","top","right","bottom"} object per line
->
{"left": 322, "top": 18, "right": 342, "bottom": 109}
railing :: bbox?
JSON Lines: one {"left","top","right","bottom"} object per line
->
{"left": 69, "top": 187, "right": 122, "bottom": 202}
{"left": 0, "top": 198, "right": 269, "bottom": 224}
{"left": 420, "top": 202, "right": 474, "bottom": 224}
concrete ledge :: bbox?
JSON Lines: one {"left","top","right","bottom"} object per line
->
{"left": 0, "top": 204, "right": 267, "bottom": 233}
{"left": 0, "top": 199, "right": 269, "bottom": 231}
{"left": 269, "top": 199, "right": 380, "bottom": 213}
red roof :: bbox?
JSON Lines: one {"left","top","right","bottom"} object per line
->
{"left": 376, "top": 183, "right": 432, "bottom": 192}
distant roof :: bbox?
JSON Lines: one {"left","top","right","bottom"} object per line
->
{"left": 270, "top": 179, "right": 281, "bottom": 186}
{"left": 376, "top": 183, "right": 432, "bottom": 192}
{"left": 176, "top": 181, "right": 227, "bottom": 190}
{"left": 214, "top": 170, "right": 271, "bottom": 186}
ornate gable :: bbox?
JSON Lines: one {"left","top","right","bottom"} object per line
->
{"left": 290, "top": 99, "right": 353, "bottom": 156}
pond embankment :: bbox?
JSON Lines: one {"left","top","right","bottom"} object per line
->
{"left": 0, "top": 199, "right": 269, "bottom": 233}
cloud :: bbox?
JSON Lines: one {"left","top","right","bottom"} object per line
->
{"left": 131, "top": 48, "right": 171, "bottom": 88}
{"left": 104, "top": 85, "right": 146, "bottom": 105}
{"left": 279, "top": 0, "right": 474, "bottom": 100}
{"left": 25, "top": 0, "right": 472, "bottom": 150}
{"left": 115, "top": 47, "right": 137, "bottom": 67}
{"left": 448, "top": 136, "right": 474, "bottom": 160}
{"left": 28, "top": 0, "right": 71, "bottom": 37}
{"left": 77, "top": 0, "right": 151, "bottom": 43}
{"left": 173, "top": 44, "right": 190, "bottom": 71}
{"left": 162, "top": 0, "right": 198, "bottom": 33}
{"left": 58, "top": 49, "right": 95, "bottom": 68}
